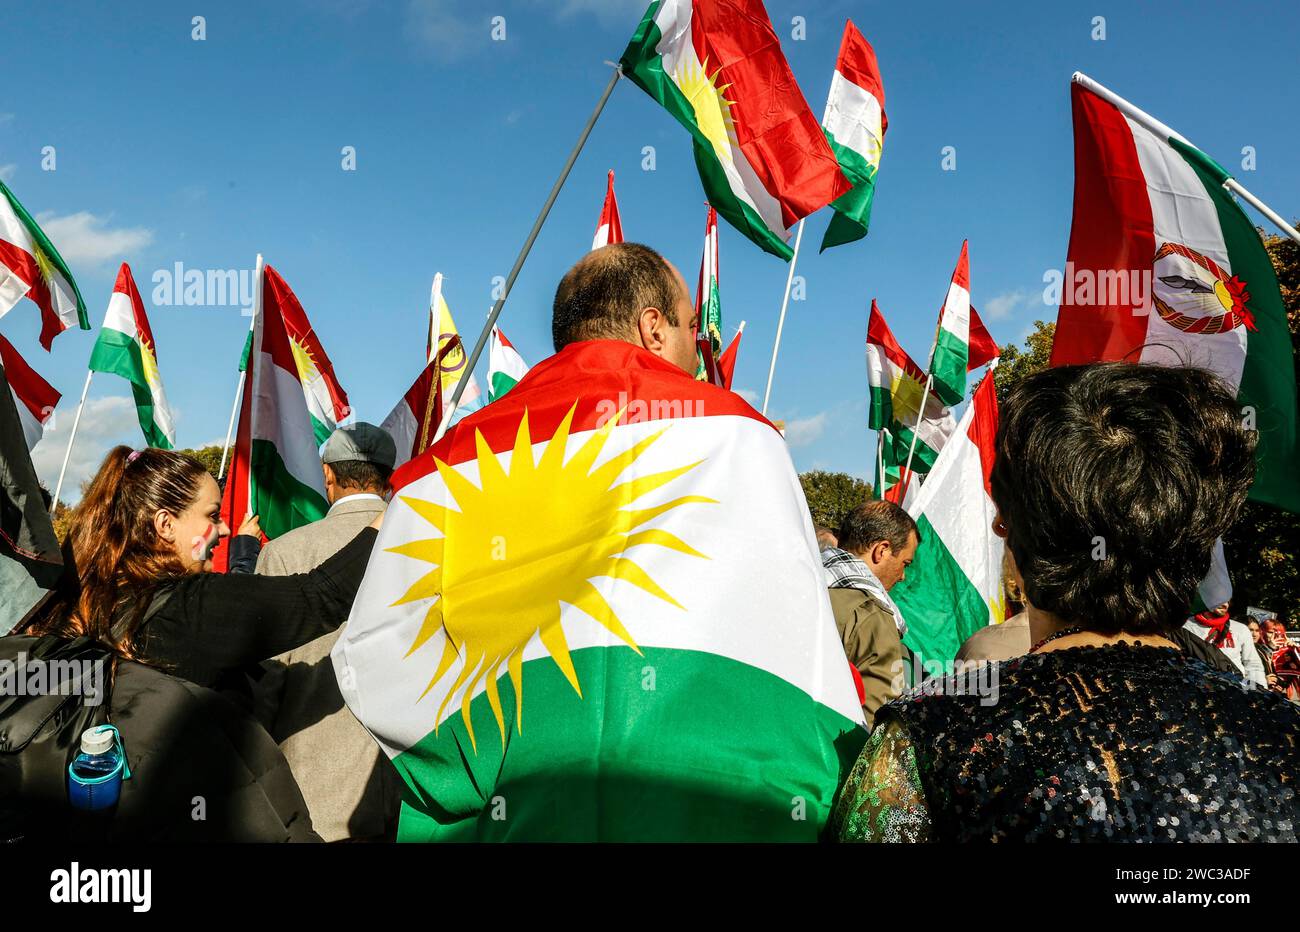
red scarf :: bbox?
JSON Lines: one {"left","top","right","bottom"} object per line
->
{"left": 1195, "top": 610, "right": 1234, "bottom": 648}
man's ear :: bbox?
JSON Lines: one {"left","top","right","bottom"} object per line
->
{"left": 868, "top": 540, "right": 891, "bottom": 566}
{"left": 323, "top": 463, "right": 335, "bottom": 489}
{"left": 637, "top": 306, "right": 665, "bottom": 353}
{"left": 153, "top": 509, "right": 175, "bottom": 544}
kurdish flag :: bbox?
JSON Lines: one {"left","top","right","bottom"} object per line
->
{"left": 266, "top": 266, "right": 349, "bottom": 446}
{"left": 620, "top": 0, "right": 850, "bottom": 260}
{"left": 0, "top": 181, "right": 87, "bottom": 350}
{"left": 591, "top": 170, "right": 624, "bottom": 250}
{"left": 0, "top": 334, "right": 59, "bottom": 451}
{"left": 333, "top": 340, "right": 865, "bottom": 841}
{"left": 819, "top": 21, "right": 887, "bottom": 252}
{"left": 867, "top": 300, "right": 956, "bottom": 473}
{"left": 1052, "top": 77, "right": 1300, "bottom": 513}
{"left": 892, "top": 374, "right": 1004, "bottom": 664}
{"left": 694, "top": 205, "right": 723, "bottom": 382}
{"left": 88, "top": 264, "right": 177, "bottom": 450}
{"left": 426, "top": 274, "right": 482, "bottom": 417}
{"left": 219, "top": 263, "right": 329, "bottom": 557}
{"left": 929, "top": 240, "right": 974, "bottom": 406}
{"left": 487, "top": 325, "right": 529, "bottom": 403}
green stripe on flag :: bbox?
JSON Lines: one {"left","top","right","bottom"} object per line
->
{"left": 929, "top": 327, "right": 968, "bottom": 406}
{"left": 892, "top": 514, "right": 990, "bottom": 664}
{"left": 88, "top": 328, "right": 172, "bottom": 449}
{"left": 392, "top": 645, "right": 865, "bottom": 842}
{"left": 820, "top": 135, "right": 878, "bottom": 252}
{"left": 1170, "top": 139, "right": 1300, "bottom": 513}
{"left": 867, "top": 384, "right": 892, "bottom": 431}
{"left": 489, "top": 371, "right": 519, "bottom": 403}
{"left": 250, "top": 438, "right": 328, "bottom": 539}
{"left": 0, "top": 180, "right": 87, "bottom": 328}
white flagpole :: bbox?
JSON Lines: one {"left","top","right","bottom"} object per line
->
{"left": 427, "top": 272, "right": 444, "bottom": 365}
{"left": 876, "top": 427, "right": 885, "bottom": 499}
{"left": 1072, "top": 72, "right": 1300, "bottom": 245}
{"left": 761, "top": 218, "right": 805, "bottom": 417}
{"left": 218, "top": 253, "right": 262, "bottom": 480}
{"left": 50, "top": 370, "right": 93, "bottom": 514}
{"left": 433, "top": 62, "right": 623, "bottom": 445}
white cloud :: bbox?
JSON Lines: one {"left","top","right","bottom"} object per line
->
{"left": 31, "top": 396, "right": 144, "bottom": 504}
{"left": 734, "top": 387, "right": 759, "bottom": 407}
{"left": 32, "top": 211, "right": 153, "bottom": 266}
{"left": 404, "top": 0, "right": 480, "bottom": 62}
{"left": 0, "top": 164, "right": 15, "bottom": 182}
{"left": 982, "top": 288, "right": 1035, "bottom": 321}
{"left": 783, "top": 412, "right": 828, "bottom": 448}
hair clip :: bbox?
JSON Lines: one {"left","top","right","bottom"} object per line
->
{"left": 126, "top": 449, "right": 144, "bottom": 465}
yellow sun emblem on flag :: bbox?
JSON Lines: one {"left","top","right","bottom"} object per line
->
{"left": 389, "top": 404, "right": 715, "bottom": 751}
{"left": 290, "top": 336, "right": 320, "bottom": 383}
{"left": 139, "top": 339, "right": 163, "bottom": 392}
{"left": 675, "top": 54, "right": 739, "bottom": 168}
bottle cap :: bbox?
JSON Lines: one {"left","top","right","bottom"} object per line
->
{"left": 80, "top": 726, "right": 115, "bottom": 756}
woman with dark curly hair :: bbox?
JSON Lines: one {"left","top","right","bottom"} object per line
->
{"left": 833, "top": 362, "right": 1300, "bottom": 842}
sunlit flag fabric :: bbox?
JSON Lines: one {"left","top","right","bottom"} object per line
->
{"left": 426, "top": 275, "right": 482, "bottom": 417}
{"left": 87, "top": 263, "right": 177, "bottom": 449}
{"left": 217, "top": 263, "right": 328, "bottom": 567}
{"left": 620, "top": 0, "right": 850, "bottom": 260}
{"left": 487, "top": 325, "right": 528, "bottom": 403}
{"left": 266, "top": 266, "right": 349, "bottom": 446}
{"left": 383, "top": 337, "right": 461, "bottom": 469}
{"left": 333, "top": 340, "right": 866, "bottom": 841}
{"left": 0, "top": 364, "right": 62, "bottom": 635}
{"left": 0, "top": 180, "right": 87, "bottom": 350}
{"left": 928, "top": 240, "right": 974, "bottom": 406}
{"left": 591, "top": 170, "right": 624, "bottom": 250}
{"left": 0, "top": 333, "right": 59, "bottom": 451}
{"left": 892, "top": 375, "right": 1004, "bottom": 664}
{"left": 819, "top": 20, "right": 887, "bottom": 252}
{"left": 867, "top": 300, "right": 955, "bottom": 473}
{"left": 1052, "top": 81, "right": 1299, "bottom": 513}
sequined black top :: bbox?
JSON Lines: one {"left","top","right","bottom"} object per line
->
{"left": 833, "top": 644, "right": 1300, "bottom": 842}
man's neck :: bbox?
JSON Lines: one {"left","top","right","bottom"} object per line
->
{"left": 330, "top": 488, "right": 384, "bottom": 506}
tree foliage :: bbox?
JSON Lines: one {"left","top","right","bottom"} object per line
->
{"left": 799, "top": 470, "right": 873, "bottom": 532}
{"left": 989, "top": 230, "right": 1300, "bottom": 622}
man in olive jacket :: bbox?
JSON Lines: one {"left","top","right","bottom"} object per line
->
{"left": 821, "top": 501, "right": 918, "bottom": 729}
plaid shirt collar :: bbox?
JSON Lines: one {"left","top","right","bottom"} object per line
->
{"left": 820, "top": 547, "right": 908, "bottom": 638}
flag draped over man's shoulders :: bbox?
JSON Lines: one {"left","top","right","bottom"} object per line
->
{"left": 88, "top": 263, "right": 177, "bottom": 449}
{"left": 1051, "top": 79, "right": 1299, "bottom": 513}
{"left": 334, "top": 340, "right": 865, "bottom": 841}
{"left": 620, "top": 0, "right": 850, "bottom": 260}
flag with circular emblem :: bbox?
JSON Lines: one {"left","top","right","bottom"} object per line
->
{"left": 1052, "top": 80, "right": 1299, "bottom": 513}
{"left": 333, "top": 340, "right": 865, "bottom": 841}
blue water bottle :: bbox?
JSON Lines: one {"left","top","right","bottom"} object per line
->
{"left": 67, "top": 724, "right": 131, "bottom": 811}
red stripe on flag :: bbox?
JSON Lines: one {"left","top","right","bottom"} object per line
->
{"left": 967, "top": 304, "right": 999, "bottom": 371}
{"left": 0, "top": 332, "right": 60, "bottom": 421}
{"left": 113, "top": 262, "right": 159, "bottom": 356}
{"left": 968, "top": 374, "right": 999, "bottom": 498}
{"left": 690, "top": 0, "right": 850, "bottom": 227}
{"left": 1050, "top": 83, "right": 1154, "bottom": 366}
{"left": 834, "top": 20, "right": 887, "bottom": 134}
{"left": 717, "top": 326, "right": 743, "bottom": 391}
{"left": 265, "top": 265, "right": 350, "bottom": 421}
{"left": 867, "top": 300, "right": 926, "bottom": 383}
{"left": 0, "top": 239, "right": 62, "bottom": 351}
{"left": 391, "top": 340, "right": 773, "bottom": 492}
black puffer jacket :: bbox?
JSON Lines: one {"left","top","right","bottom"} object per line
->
{"left": 0, "top": 635, "right": 319, "bottom": 842}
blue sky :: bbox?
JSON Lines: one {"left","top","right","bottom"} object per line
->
{"left": 4, "top": 0, "right": 1298, "bottom": 498}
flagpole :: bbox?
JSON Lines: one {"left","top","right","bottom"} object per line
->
{"left": 899, "top": 317, "right": 941, "bottom": 500}
{"left": 761, "top": 218, "right": 805, "bottom": 416}
{"left": 427, "top": 272, "right": 444, "bottom": 364}
{"left": 876, "top": 428, "right": 885, "bottom": 500}
{"left": 1072, "top": 72, "right": 1300, "bottom": 245}
{"left": 50, "top": 371, "right": 93, "bottom": 514}
{"left": 219, "top": 253, "right": 262, "bottom": 480}
{"left": 432, "top": 62, "right": 623, "bottom": 445}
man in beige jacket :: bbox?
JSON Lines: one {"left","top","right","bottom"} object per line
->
{"left": 821, "top": 501, "right": 918, "bottom": 729}
{"left": 253, "top": 423, "right": 404, "bottom": 842}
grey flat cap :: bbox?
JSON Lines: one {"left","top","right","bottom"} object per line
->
{"left": 321, "top": 422, "right": 397, "bottom": 469}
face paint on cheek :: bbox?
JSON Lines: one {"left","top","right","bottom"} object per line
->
{"left": 189, "top": 523, "right": 219, "bottom": 563}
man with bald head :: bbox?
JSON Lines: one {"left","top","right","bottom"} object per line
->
{"left": 552, "top": 242, "right": 700, "bottom": 372}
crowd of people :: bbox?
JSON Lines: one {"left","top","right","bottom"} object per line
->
{"left": 1, "top": 242, "right": 1296, "bottom": 843}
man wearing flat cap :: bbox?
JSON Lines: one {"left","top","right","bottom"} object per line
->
{"left": 253, "top": 422, "right": 403, "bottom": 842}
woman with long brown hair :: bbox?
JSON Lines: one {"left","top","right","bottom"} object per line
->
{"left": 1, "top": 446, "right": 380, "bottom": 841}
